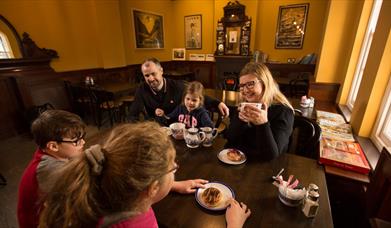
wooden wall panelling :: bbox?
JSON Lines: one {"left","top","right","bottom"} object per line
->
{"left": 0, "top": 77, "right": 23, "bottom": 139}
{"left": 13, "top": 73, "right": 69, "bottom": 110}
{"left": 161, "top": 61, "right": 216, "bottom": 88}
{"left": 309, "top": 82, "right": 340, "bottom": 103}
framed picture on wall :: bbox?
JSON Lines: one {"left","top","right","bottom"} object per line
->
{"left": 172, "top": 48, "right": 186, "bottom": 60}
{"left": 275, "top": 3, "right": 309, "bottom": 49}
{"left": 132, "top": 9, "right": 164, "bottom": 49}
{"left": 184, "top": 14, "right": 202, "bottom": 49}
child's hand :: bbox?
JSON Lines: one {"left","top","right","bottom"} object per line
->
{"left": 155, "top": 108, "right": 165, "bottom": 117}
{"left": 226, "top": 198, "right": 251, "bottom": 228}
{"left": 171, "top": 179, "right": 209, "bottom": 194}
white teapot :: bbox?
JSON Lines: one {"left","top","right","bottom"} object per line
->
{"left": 184, "top": 127, "right": 205, "bottom": 148}
{"left": 200, "top": 127, "right": 218, "bottom": 147}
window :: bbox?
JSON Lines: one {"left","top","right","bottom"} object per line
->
{"left": 0, "top": 31, "right": 14, "bottom": 59}
{"left": 371, "top": 75, "right": 391, "bottom": 151}
{"left": 346, "top": 0, "right": 382, "bottom": 110}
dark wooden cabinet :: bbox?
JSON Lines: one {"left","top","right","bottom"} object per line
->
{"left": 215, "top": 1, "right": 251, "bottom": 56}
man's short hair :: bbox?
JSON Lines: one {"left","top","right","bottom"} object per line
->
{"left": 31, "top": 110, "right": 86, "bottom": 149}
{"left": 141, "top": 57, "right": 162, "bottom": 69}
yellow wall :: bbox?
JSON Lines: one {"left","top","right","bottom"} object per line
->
{"left": 173, "top": 0, "right": 215, "bottom": 58}
{"left": 0, "top": 0, "right": 101, "bottom": 71}
{"left": 316, "top": 0, "right": 365, "bottom": 83}
{"left": 94, "top": 0, "right": 127, "bottom": 69}
{"left": 0, "top": 0, "right": 328, "bottom": 70}
{"left": 255, "top": 0, "right": 328, "bottom": 63}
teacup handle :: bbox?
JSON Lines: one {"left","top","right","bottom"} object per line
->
{"left": 211, "top": 128, "right": 218, "bottom": 139}
{"left": 199, "top": 132, "right": 206, "bottom": 142}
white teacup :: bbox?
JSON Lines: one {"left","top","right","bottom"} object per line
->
{"left": 169, "top": 122, "right": 185, "bottom": 140}
{"left": 200, "top": 127, "right": 218, "bottom": 147}
{"left": 239, "top": 102, "right": 263, "bottom": 112}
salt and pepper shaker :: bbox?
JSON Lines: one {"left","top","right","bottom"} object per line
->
{"left": 300, "top": 96, "right": 315, "bottom": 108}
{"left": 308, "top": 183, "right": 319, "bottom": 193}
{"left": 302, "top": 190, "right": 319, "bottom": 218}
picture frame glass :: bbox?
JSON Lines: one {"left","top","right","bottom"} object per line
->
{"left": 225, "top": 26, "right": 241, "bottom": 54}
{"left": 133, "top": 9, "right": 164, "bottom": 49}
{"left": 185, "top": 15, "right": 202, "bottom": 49}
{"left": 275, "top": 4, "right": 309, "bottom": 49}
{"left": 172, "top": 48, "right": 186, "bottom": 60}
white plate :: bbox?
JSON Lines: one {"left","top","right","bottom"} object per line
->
{"left": 195, "top": 182, "right": 235, "bottom": 211}
{"left": 217, "top": 149, "right": 246, "bottom": 165}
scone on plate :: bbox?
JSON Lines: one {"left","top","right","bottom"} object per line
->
{"left": 227, "top": 149, "right": 243, "bottom": 162}
{"left": 201, "top": 187, "right": 222, "bottom": 207}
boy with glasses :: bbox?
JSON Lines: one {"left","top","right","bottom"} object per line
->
{"left": 17, "top": 110, "right": 86, "bottom": 228}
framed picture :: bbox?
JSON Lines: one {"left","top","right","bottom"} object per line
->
{"left": 275, "top": 3, "right": 309, "bottom": 49}
{"left": 184, "top": 14, "right": 202, "bottom": 49}
{"left": 172, "top": 48, "right": 186, "bottom": 60}
{"left": 132, "top": 9, "right": 164, "bottom": 49}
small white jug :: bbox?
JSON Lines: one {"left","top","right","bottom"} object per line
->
{"left": 200, "top": 127, "right": 218, "bottom": 147}
{"left": 184, "top": 128, "right": 205, "bottom": 148}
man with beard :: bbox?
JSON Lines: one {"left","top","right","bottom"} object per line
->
{"left": 129, "top": 57, "right": 229, "bottom": 123}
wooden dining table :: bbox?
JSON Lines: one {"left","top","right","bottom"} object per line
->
{"left": 153, "top": 137, "right": 333, "bottom": 228}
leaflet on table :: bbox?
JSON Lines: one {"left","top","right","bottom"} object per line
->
{"left": 321, "top": 137, "right": 361, "bottom": 154}
{"left": 316, "top": 110, "right": 346, "bottom": 124}
{"left": 319, "top": 139, "right": 370, "bottom": 174}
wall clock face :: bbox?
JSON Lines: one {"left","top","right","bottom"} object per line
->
{"left": 218, "top": 44, "right": 224, "bottom": 51}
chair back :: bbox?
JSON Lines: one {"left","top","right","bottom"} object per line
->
{"left": 366, "top": 147, "right": 391, "bottom": 222}
{"left": 288, "top": 115, "right": 321, "bottom": 159}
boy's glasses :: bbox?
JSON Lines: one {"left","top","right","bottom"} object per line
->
{"left": 58, "top": 132, "right": 86, "bottom": 146}
{"left": 238, "top": 80, "right": 259, "bottom": 91}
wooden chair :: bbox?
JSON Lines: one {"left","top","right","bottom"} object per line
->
{"left": 366, "top": 147, "right": 391, "bottom": 225}
{"left": 288, "top": 115, "right": 321, "bottom": 159}
{"left": 88, "top": 87, "right": 123, "bottom": 128}
{"left": 64, "top": 81, "right": 94, "bottom": 123}
{"left": 206, "top": 107, "right": 226, "bottom": 134}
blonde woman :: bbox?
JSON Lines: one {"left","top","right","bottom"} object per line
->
{"left": 224, "top": 62, "right": 294, "bottom": 160}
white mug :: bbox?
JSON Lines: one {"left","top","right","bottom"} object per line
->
{"left": 169, "top": 122, "right": 185, "bottom": 140}
{"left": 239, "top": 102, "right": 263, "bottom": 112}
